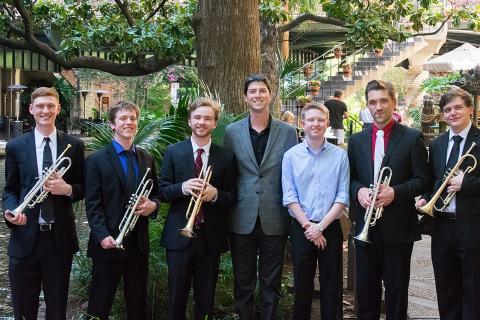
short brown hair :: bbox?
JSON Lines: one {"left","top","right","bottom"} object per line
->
{"left": 301, "top": 102, "right": 329, "bottom": 120}
{"left": 187, "top": 97, "right": 221, "bottom": 121}
{"left": 439, "top": 86, "right": 473, "bottom": 112}
{"left": 31, "top": 87, "right": 59, "bottom": 104}
{"left": 108, "top": 100, "right": 140, "bottom": 124}
{"left": 365, "top": 80, "right": 397, "bottom": 103}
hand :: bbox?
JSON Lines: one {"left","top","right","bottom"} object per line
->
{"left": 415, "top": 198, "right": 427, "bottom": 211}
{"left": 312, "top": 233, "right": 327, "bottom": 250}
{"left": 201, "top": 183, "right": 217, "bottom": 202}
{"left": 134, "top": 197, "right": 157, "bottom": 216}
{"left": 375, "top": 184, "right": 395, "bottom": 208}
{"left": 100, "top": 236, "right": 117, "bottom": 249}
{"left": 357, "top": 187, "right": 372, "bottom": 209}
{"left": 44, "top": 174, "right": 72, "bottom": 196}
{"left": 447, "top": 171, "right": 464, "bottom": 193}
{"left": 4, "top": 210, "right": 27, "bottom": 225}
{"left": 304, "top": 223, "right": 322, "bottom": 241}
{"left": 183, "top": 178, "right": 204, "bottom": 197}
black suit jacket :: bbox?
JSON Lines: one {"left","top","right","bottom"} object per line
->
{"left": 348, "top": 122, "right": 430, "bottom": 244}
{"left": 426, "top": 125, "right": 480, "bottom": 249}
{"left": 159, "top": 139, "right": 237, "bottom": 254}
{"left": 2, "top": 130, "right": 85, "bottom": 259}
{"left": 85, "top": 143, "right": 160, "bottom": 260}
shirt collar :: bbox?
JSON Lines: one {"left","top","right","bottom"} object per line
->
{"left": 448, "top": 121, "right": 471, "bottom": 142}
{"left": 372, "top": 119, "right": 394, "bottom": 136}
{"left": 302, "top": 138, "right": 329, "bottom": 154}
{"left": 112, "top": 139, "right": 136, "bottom": 155}
{"left": 248, "top": 114, "right": 272, "bottom": 130}
{"left": 191, "top": 138, "right": 211, "bottom": 155}
{"left": 34, "top": 127, "right": 57, "bottom": 148}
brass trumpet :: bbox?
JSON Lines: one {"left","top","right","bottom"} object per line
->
{"left": 179, "top": 165, "right": 213, "bottom": 238}
{"left": 7, "top": 144, "right": 72, "bottom": 218}
{"left": 355, "top": 166, "right": 393, "bottom": 243}
{"left": 419, "top": 142, "right": 477, "bottom": 216}
{"left": 115, "top": 168, "right": 154, "bottom": 249}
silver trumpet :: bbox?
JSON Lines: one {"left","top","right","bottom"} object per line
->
{"left": 6, "top": 144, "right": 72, "bottom": 218}
{"left": 115, "top": 167, "right": 154, "bottom": 249}
{"left": 355, "top": 166, "right": 393, "bottom": 243}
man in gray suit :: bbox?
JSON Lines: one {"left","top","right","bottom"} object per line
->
{"left": 224, "top": 74, "right": 298, "bottom": 319}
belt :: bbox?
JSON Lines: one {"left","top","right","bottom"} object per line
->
{"left": 39, "top": 223, "right": 54, "bottom": 231}
{"left": 434, "top": 211, "right": 456, "bottom": 220}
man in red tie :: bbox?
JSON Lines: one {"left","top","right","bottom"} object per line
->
{"left": 159, "top": 97, "right": 237, "bottom": 319}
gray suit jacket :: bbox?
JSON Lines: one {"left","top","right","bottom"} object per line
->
{"left": 224, "top": 116, "right": 298, "bottom": 235}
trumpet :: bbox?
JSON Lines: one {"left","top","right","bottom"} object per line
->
{"left": 115, "top": 168, "right": 154, "bottom": 249}
{"left": 179, "top": 165, "right": 213, "bottom": 238}
{"left": 419, "top": 142, "right": 477, "bottom": 216}
{"left": 355, "top": 166, "right": 393, "bottom": 243}
{"left": 6, "top": 144, "right": 72, "bottom": 218}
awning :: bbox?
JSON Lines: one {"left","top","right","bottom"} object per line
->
{"left": 423, "top": 43, "right": 480, "bottom": 72}
{"left": 0, "top": 47, "right": 61, "bottom": 72}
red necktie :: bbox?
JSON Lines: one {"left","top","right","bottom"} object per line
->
{"left": 194, "top": 148, "right": 204, "bottom": 228}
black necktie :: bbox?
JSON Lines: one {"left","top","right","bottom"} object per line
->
{"left": 125, "top": 150, "right": 137, "bottom": 196}
{"left": 41, "top": 137, "right": 54, "bottom": 223}
{"left": 437, "top": 135, "right": 463, "bottom": 210}
{"left": 446, "top": 135, "right": 463, "bottom": 171}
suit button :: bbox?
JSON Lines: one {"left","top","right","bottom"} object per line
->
{"left": 259, "top": 175, "right": 263, "bottom": 178}
{"left": 256, "top": 191, "right": 259, "bottom": 194}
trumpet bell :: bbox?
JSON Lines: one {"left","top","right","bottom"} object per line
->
{"left": 418, "top": 202, "right": 435, "bottom": 217}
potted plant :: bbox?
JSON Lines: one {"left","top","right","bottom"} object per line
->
{"left": 303, "top": 64, "right": 313, "bottom": 78}
{"left": 296, "top": 95, "right": 312, "bottom": 107}
{"left": 308, "top": 80, "right": 321, "bottom": 96}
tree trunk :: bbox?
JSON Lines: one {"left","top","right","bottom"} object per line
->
{"left": 193, "top": 0, "right": 261, "bottom": 114}
{"left": 260, "top": 19, "right": 281, "bottom": 116}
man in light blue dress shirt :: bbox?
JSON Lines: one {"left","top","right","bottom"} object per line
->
{"left": 282, "top": 102, "right": 350, "bottom": 320}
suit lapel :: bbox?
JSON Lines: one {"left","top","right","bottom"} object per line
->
{"left": 261, "top": 119, "right": 280, "bottom": 167}
{"left": 56, "top": 131, "right": 67, "bottom": 159}
{"left": 359, "top": 128, "right": 374, "bottom": 183}
{"left": 207, "top": 144, "right": 219, "bottom": 170}
{"left": 461, "top": 125, "right": 480, "bottom": 170}
{"left": 106, "top": 143, "right": 129, "bottom": 193}
{"left": 136, "top": 147, "right": 147, "bottom": 180}
{"left": 239, "top": 117, "right": 259, "bottom": 169}
{"left": 25, "top": 131, "right": 39, "bottom": 177}
{"left": 438, "top": 133, "right": 449, "bottom": 174}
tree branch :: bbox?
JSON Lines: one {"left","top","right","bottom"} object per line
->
{"left": 413, "top": 16, "right": 450, "bottom": 37}
{"left": 145, "top": 0, "right": 167, "bottom": 21}
{"left": 277, "top": 13, "right": 347, "bottom": 33}
{"left": 0, "top": 35, "right": 175, "bottom": 76}
{"left": 114, "top": 0, "right": 135, "bottom": 27}
{"left": 12, "top": 0, "right": 33, "bottom": 37}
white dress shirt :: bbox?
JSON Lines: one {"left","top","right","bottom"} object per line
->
{"left": 34, "top": 128, "right": 57, "bottom": 223}
{"left": 443, "top": 121, "right": 472, "bottom": 213}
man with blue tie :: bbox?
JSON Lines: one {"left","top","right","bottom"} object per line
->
{"left": 282, "top": 102, "right": 349, "bottom": 319}
{"left": 3, "top": 87, "right": 85, "bottom": 319}
{"left": 85, "top": 101, "right": 160, "bottom": 320}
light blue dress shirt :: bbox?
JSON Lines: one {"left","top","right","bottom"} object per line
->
{"left": 282, "top": 140, "right": 350, "bottom": 222}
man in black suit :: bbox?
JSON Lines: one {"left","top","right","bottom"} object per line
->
{"left": 416, "top": 86, "right": 480, "bottom": 320}
{"left": 159, "top": 97, "right": 236, "bottom": 320}
{"left": 85, "top": 101, "right": 160, "bottom": 320}
{"left": 348, "top": 80, "right": 429, "bottom": 320}
{"left": 2, "top": 87, "right": 85, "bottom": 319}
